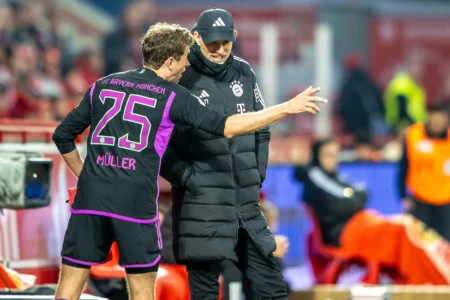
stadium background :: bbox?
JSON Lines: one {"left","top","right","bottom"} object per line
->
{"left": 1, "top": 0, "right": 450, "bottom": 298}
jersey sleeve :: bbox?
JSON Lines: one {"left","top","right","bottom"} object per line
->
{"left": 253, "top": 81, "right": 267, "bottom": 111}
{"left": 169, "top": 93, "right": 228, "bottom": 136}
{"left": 252, "top": 72, "right": 270, "bottom": 183}
{"left": 52, "top": 85, "right": 93, "bottom": 154}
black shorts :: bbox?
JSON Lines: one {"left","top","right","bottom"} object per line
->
{"left": 61, "top": 213, "right": 161, "bottom": 274}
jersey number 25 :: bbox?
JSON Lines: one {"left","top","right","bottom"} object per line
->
{"left": 90, "top": 89, "right": 157, "bottom": 152}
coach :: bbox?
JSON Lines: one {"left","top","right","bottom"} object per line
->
{"left": 161, "top": 8, "right": 287, "bottom": 300}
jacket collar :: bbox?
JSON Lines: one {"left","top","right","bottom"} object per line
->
{"left": 188, "top": 43, "right": 233, "bottom": 79}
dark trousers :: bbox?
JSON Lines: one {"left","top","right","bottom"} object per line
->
{"left": 186, "top": 228, "right": 287, "bottom": 300}
{"left": 412, "top": 199, "right": 450, "bottom": 242}
{"left": 221, "top": 259, "right": 291, "bottom": 300}
{"left": 221, "top": 260, "right": 254, "bottom": 300}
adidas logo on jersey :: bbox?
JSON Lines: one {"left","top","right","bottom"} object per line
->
{"left": 199, "top": 90, "right": 209, "bottom": 104}
{"left": 212, "top": 17, "right": 226, "bottom": 27}
{"left": 199, "top": 90, "right": 209, "bottom": 98}
{"left": 193, "top": 95, "right": 206, "bottom": 106}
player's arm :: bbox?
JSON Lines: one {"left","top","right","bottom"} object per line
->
{"left": 52, "top": 85, "right": 93, "bottom": 178}
{"left": 252, "top": 76, "right": 270, "bottom": 184}
{"left": 170, "top": 87, "right": 327, "bottom": 138}
{"left": 223, "top": 86, "right": 326, "bottom": 137}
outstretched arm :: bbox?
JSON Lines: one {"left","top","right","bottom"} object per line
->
{"left": 222, "top": 87, "right": 326, "bottom": 138}
{"left": 170, "top": 87, "right": 327, "bottom": 139}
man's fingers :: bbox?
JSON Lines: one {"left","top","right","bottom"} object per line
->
{"left": 306, "top": 102, "right": 320, "bottom": 112}
{"left": 308, "top": 96, "right": 328, "bottom": 103}
{"left": 309, "top": 103, "right": 320, "bottom": 113}
{"left": 300, "top": 86, "right": 319, "bottom": 96}
{"left": 309, "top": 87, "right": 321, "bottom": 95}
{"left": 303, "top": 87, "right": 321, "bottom": 96}
{"left": 305, "top": 107, "right": 317, "bottom": 115}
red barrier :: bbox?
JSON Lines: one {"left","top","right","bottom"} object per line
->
{"left": 0, "top": 119, "right": 87, "bottom": 143}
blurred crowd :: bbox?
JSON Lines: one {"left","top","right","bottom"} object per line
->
{"left": 336, "top": 53, "right": 450, "bottom": 142}
{"left": 0, "top": 0, "right": 96, "bottom": 120}
{"left": 0, "top": 0, "right": 155, "bottom": 121}
{"left": 1, "top": 0, "right": 449, "bottom": 150}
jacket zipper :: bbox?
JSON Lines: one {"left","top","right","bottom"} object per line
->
{"left": 230, "top": 138, "right": 240, "bottom": 261}
{"left": 215, "top": 76, "right": 240, "bottom": 210}
{"left": 230, "top": 139, "right": 240, "bottom": 207}
{"left": 214, "top": 77, "right": 241, "bottom": 259}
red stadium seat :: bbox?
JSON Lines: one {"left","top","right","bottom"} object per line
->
{"left": 67, "top": 187, "right": 77, "bottom": 206}
{"left": 156, "top": 264, "right": 190, "bottom": 300}
{"left": 304, "top": 204, "right": 381, "bottom": 284}
{"left": 0, "top": 264, "right": 23, "bottom": 289}
{"left": 90, "top": 242, "right": 126, "bottom": 279}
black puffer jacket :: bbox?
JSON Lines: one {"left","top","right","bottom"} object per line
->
{"left": 160, "top": 44, "right": 274, "bottom": 262}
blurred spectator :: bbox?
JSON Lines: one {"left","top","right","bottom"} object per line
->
{"left": 0, "top": 4, "right": 13, "bottom": 50}
{"left": 294, "top": 139, "right": 367, "bottom": 246}
{"left": 102, "top": 0, "right": 156, "bottom": 76}
{"left": 0, "top": 0, "right": 79, "bottom": 121}
{"left": 158, "top": 202, "right": 169, "bottom": 224}
{"left": 63, "top": 49, "right": 103, "bottom": 113}
{"left": 10, "top": 1, "right": 43, "bottom": 48}
{"left": 398, "top": 103, "right": 450, "bottom": 241}
{"left": 352, "top": 133, "right": 383, "bottom": 162}
{"left": 75, "top": 49, "right": 103, "bottom": 86}
{"left": 294, "top": 138, "right": 450, "bottom": 285}
{"left": 382, "top": 138, "right": 403, "bottom": 162}
{"left": 439, "top": 74, "right": 450, "bottom": 105}
{"left": 0, "top": 49, "right": 14, "bottom": 118}
{"left": 384, "top": 54, "right": 428, "bottom": 133}
{"left": 64, "top": 67, "right": 90, "bottom": 108}
{"left": 337, "top": 53, "right": 387, "bottom": 141}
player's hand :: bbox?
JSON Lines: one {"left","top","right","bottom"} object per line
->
{"left": 287, "top": 86, "right": 328, "bottom": 115}
{"left": 273, "top": 234, "right": 290, "bottom": 258}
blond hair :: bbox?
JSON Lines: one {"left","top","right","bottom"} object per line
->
{"left": 141, "top": 22, "right": 194, "bottom": 69}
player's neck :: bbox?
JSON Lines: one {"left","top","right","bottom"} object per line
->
{"left": 143, "top": 65, "right": 168, "bottom": 81}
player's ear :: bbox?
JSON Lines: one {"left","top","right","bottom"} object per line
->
{"left": 193, "top": 31, "right": 202, "bottom": 45}
{"left": 165, "top": 57, "right": 175, "bottom": 71}
{"left": 234, "top": 30, "right": 238, "bottom": 38}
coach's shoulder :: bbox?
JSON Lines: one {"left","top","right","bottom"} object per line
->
{"left": 168, "top": 80, "right": 190, "bottom": 96}
{"left": 182, "top": 66, "right": 204, "bottom": 87}
{"left": 232, "top": 56, "right": 255, "bottom": 77}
